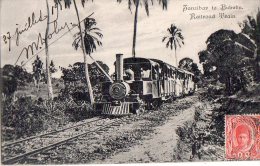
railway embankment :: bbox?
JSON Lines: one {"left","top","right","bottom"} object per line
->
{"left": 174, "top": 99, "right": 224, "bottom": 161}
{"left": 174, "top": 85, "right": 260, "bottom": 161}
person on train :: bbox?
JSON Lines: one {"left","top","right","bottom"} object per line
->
{"left": 141, "top": 68, "right": 151, "bottom": 79}
{"left": 152, "top": 67, "right": 159, "bottom": 80}
{"left": 175, "top": 75, "right": 182, "bottom": 97}
{"left": 188, "top": 75, "right": 193, "bottom": 93}
{"left": 125, "top": 65, "right": 134, "bottom": 81}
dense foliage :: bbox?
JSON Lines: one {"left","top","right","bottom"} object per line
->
{"left": 199, "top": 29, "right": 256, "bottom": 95}
{"left": 2, "top": 65, "right": 33, "bottom": 96}
{"left": 32, "top": 56, "right": 46, "bottom": 86}
{"left": 178, "top": 57, "right": 202, "bottom": 83}
{"left": 239, "top": 11, "right": 260, "bottom": 81}
{"left": 60, "top": 61, "right": 109, "bottom": 101}
{"left": 2, "top": 96, "right": 94, "bottom": 140}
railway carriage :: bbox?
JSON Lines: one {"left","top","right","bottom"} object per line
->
{"left": 94, "top": 54, "right": 196, "bottom": 115}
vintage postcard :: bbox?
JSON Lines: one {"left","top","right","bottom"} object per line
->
{"left": 1, "top": 0, "right": 259, "bottom": 164}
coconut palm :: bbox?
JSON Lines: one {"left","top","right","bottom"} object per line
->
{"left": 162, "top": 24, "right": 184, "bottom": 66}
{"left": 54, "top": 0, "right": 101, "bottom": 105}
{"left": 117, "top": 0, "right": 168, "bottom": 57}
{"left": 72, "top": 16, "right": 104, "bottom": 99}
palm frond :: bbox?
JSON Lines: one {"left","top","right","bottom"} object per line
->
{"left": 176, "top": 38, "right": 182, "bottom": 48}
{"left": 143, "top": 0, "right": 150, "bottom": 16}
{"left": 162, "top": 36, "right": 167, "bottom": 42}
{"left": 166, "top": 40, "right": 170, "bottom": 48}
{"left": 54, "top": 0, "right": 91, "bottom": 9}
{"left": 94, "top": 32, "right": 103, "bottom": 38}
{"left": 158, "top": 0, "right": 167, "bottom": 10}
{"left": 72, "top": 15, "right": 103, "bottom": 55}
{"left": 117, "top": 0, "right": 168, "bottom": 16}
{"left": 87, "top": 34, "right": 100, "bottom": 43}
{"left": 128, "top": 0, "right": 133, "bottom": 13}
{"left": 89, "top": 27, "right": 101, "bottom": 31}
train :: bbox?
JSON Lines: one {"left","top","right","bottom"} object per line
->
{"left": 94, "top": 54, "right": 196, "bottom": 115}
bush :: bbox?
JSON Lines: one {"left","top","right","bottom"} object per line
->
{"left": 2, "top": 96, "right": 93, "bottom": 141}
{"left": 2, "top": 97, "right": 46, "bottom": 140}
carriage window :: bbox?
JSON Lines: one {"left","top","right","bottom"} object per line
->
{"left": 124, "top": 64, "right": 152, "bottom": 81}
{"left": 124, "top": 65, "right": 135, "bottom": 81}
{"left": 164, "top": 71, "right": 168, "bottom": 79}
{"left": 141, "top": 68, "right": 151, "bottom": 80}
{"left": 152, "top": 67, "right": 159, "bottom": 80}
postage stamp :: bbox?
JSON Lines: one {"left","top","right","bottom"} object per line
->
{"left": 225, "top": 115, "right": 260, "bottom": 160}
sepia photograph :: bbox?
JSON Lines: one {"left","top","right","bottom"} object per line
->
{"left": 1, "top": 0, "right": 260, "bottom": 164}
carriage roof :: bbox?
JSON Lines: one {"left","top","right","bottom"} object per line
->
{"left": 123, "top": 57, "right": 159, "bottom": 67}
{"left": 150, "top": 59, "right": 194, "bottom": 76}
{"left": 122, "top": 57, "right": 194, "bottom": 76}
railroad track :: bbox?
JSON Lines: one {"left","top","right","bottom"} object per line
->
{"left": 2, "top": 116, "right": 131, "bottom": 164}
{"left": 1, "top": 98, "right": 196, "bottom": 164}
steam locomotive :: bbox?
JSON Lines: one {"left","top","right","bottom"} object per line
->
{"left": 94, "top": 54, "right": 196, "bottom": 115}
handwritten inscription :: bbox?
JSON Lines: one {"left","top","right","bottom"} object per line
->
{"left": 2, "top": 10, "right": 47, "bottom": 52}
{"left": 182, "top": 4, "right": 244, "bottom": 20}
{"left": 2, "top": 4, "right": 77, "bottom": 65}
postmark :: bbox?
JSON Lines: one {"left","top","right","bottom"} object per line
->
{"left": 225, "top": 115, "right": 260, "bottom": 160}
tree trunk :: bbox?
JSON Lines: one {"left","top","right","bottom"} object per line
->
{"left": 175, "top": 48, "right": 177, "bottom": 67}
{"left": 73, "top": 0, "right": 94, "bottom": 105}
{"left": 45, "top": 0, "right": 53, "bottom": 100}
{"left": 132, "top": 0, "right": 139, "bottom": 58}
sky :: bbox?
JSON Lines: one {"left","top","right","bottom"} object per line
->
{"left": 1, "top": 0, "right": 260, "bottom": 77}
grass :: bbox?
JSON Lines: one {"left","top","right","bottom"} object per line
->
{"left": 15, "top": 79, "right": 64, "bottom": 100}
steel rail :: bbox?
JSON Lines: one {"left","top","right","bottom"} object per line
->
{"left": 2, "top": 117, "right": 102, "bottom": 147}
{"left": 2, "top": 119, "right": 122, "bottom": 165}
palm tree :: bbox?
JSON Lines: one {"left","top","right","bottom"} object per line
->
{"left": 72, "top": 16, "right": 104, "bottom": 104}
{"left": 72, "top": 0, "right": 95, "bottom": 105}
{"left": 45, "top": 0, "right": 54, "bottom": 100}
{"left": 54, "top": 0, "right": 106, "bottom": 105}
{"left": 162, "top": 24, "right": 184, "bottom": 66}
{"left": 117, "top": 0, "right": 168, "bottom": 57}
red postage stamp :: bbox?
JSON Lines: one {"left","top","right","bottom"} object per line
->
{"left": 225, "top": 115, "right": 260, "bottom": 160}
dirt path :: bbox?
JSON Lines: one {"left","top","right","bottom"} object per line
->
{"left": 94, "top": 103, "right": 201, "bottom": 164}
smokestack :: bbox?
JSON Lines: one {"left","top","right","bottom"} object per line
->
{"left": 116, "top": 53, "right": 124, "bottom": 81}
